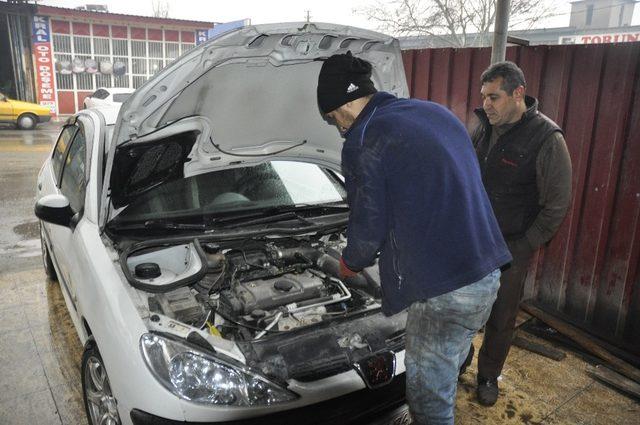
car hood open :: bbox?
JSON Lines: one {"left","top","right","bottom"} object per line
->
{"left": 100, "top": 22, "right": 408, "bottom": 226}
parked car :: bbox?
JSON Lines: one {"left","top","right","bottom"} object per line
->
{"left": 0, "top": 91, "right": 51, "bottom": 129}
{"left": 83, "top": 87, "right": 134, "bottom": 109}
{"left": 35, "top": 23, "right": 410, "bottom": 425}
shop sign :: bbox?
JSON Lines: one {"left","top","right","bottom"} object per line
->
{"left": 559, "top": 32, "right": 640, "bottom": 45}
{"left": 32, "top": 16, "right": 57, "bottom": 115}
{"left": 196, "top": 29, "right": 208, "bottom": 45}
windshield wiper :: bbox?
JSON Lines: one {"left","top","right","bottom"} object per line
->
{"left": 108, "top": 219, "right": 206, "bottom": 231}
{"left": 213, "top": 203, "right": 349, "bottom": 228}
{"left": 144, "top": 220, "right": 206, "bottom": 230}
{"left": 221, "top": 211, "right": 315, "bottom": 229}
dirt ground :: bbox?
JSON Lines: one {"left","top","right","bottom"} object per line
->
{"left": 455, "top": 329, "right": 640, "bottom": 424}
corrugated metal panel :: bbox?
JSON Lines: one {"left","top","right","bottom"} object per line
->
{"left": 402, "top": 43, "right": 640, "bottom": 357}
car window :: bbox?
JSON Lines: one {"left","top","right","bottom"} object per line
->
{"left": 92, "top": 89, "right": 109, "bottom": 99}
{"left": 112, "top": 93, "right": 131, "bottom": 103}
{"left": 117, "top": 161, "right": 346, "bottom": 221}
{"left": 52, "top": 125, "right": 77, "bottom": 183}
{"left": 60, "top": 129, "right": 87, "bottom": 213}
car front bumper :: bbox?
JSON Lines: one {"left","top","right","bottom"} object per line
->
{"left": 130, "top": 374, "right": 407, "bottom": 425}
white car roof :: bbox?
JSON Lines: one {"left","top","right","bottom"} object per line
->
{"left": 98, "top": 87, "right": 134, "bottom": 94}
{"left": 95, "top": 105, "right": 120, "bottom": 125}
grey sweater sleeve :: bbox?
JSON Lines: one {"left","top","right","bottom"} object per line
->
{"left": 525, "top": 131, "right": 573, "bottom": 249}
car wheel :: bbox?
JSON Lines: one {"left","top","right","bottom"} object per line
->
{"left": 82, "top": 343, "right": 122, "bottom": 425}
{"left": 40, "top": 224, "right": 57, "bottom": 281}
{"left": 17, "top": 113, "right": 37, "bottom": 130}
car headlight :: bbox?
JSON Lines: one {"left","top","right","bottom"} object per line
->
{"left": 140, "top": 333, "right": 298, "bottom": 406}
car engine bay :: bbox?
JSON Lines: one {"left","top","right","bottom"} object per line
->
{"left": 120, "top": 231, "right": 406, "bottom": 383}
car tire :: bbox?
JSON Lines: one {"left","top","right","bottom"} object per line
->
{"left": 82, "top": 342, "right": 122, "bottom": 425}
{"left": 17, "top": 113, "right": 37, "bottom": 130}
{"left": 40, "top": 224, "right": 57, "bottom": 281}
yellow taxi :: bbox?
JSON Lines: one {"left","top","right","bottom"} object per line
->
{"left": 0, "top": 92, "right": 51, "bottom": 130}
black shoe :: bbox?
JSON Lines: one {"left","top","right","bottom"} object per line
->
{"left": 459, "top": 344, "right": 475, "bottom": 377}
{"left": 476, "top": 377, "right": 499, "bottom": 406}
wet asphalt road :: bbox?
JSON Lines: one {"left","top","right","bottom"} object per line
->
{"left": 0, "top": 122, "right": 60, "bottom": 273}
{"left": 0, "top": 121, "right": 87, "bottom": 425}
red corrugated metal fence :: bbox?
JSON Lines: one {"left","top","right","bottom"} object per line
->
{"left": 402, "top": 43, "right": 640, "bottom": 358}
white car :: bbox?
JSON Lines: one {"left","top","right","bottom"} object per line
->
{"left": 35, "top": 23, "right": 410, "bottom": 425}
{"left": 83, "top": 87, "right": 134, "bottom": 109}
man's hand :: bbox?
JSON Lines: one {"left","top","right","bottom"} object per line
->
{"left": 340, "top": 257, "right": 359, "bottom": 279}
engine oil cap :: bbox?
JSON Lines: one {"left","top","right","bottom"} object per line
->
{"left": 274, "top": 279, "right": 294, "bottom": 292}
{"left": 135, "top": 262, "right": 161, "bottom": 279}
{"left": 251, "top": 309, "right": 267, "bottom": 319}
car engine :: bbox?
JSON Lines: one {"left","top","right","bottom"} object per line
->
{"left": 122, "top": 233, "right": 382, "bottom": 342}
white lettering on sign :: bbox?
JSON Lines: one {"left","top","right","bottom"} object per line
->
{"left": 33, "top": 45, "right": 57, "bottom": 112}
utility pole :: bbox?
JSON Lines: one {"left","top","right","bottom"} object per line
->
{"left": 305, "top": 10, "right": 311, "bottom": 23}
{"left": 491, "top": 0, "right": 511, "bottom": 63}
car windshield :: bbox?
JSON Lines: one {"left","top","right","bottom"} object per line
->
{"left": 116, "top": 160, "right": 346, "bottom": 223}
{"left": 113, "top": 93, "right": 131, "bottom": 103}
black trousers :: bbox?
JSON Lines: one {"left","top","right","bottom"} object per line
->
{"left": 477, "top": 239, "right": 534, "bottom": 381}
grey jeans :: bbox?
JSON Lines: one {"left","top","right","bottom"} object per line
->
{"left": 405, "top": 270, "right": 501, "bottom": 425}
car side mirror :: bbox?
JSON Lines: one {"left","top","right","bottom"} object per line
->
{"left": 35, "top": 194, "right": 75, "bottom": 227}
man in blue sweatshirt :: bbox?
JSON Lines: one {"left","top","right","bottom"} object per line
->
{"left": 317, "top": 52, "right": 512, "bottom": 424}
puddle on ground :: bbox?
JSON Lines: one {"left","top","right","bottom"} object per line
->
{"left": 14, "top": 221, "right": 40, "bottom": 239}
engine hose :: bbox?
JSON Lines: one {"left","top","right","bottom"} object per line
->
{"left": 316, "top": 253, "right": 371, "bottom": 292}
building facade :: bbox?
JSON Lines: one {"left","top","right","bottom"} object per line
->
{"left": 27, "top": 5, "right": 215, "bottom": 115}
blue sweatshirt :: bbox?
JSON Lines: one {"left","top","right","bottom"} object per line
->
{"left": 341, "top": 92, "right": 511, "bottom": 315}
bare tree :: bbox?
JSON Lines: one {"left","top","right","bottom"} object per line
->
{"left": 152, "top": 0, "right": 170, "bottom": 18}
{"left": 357, "top": 0, "right": 554, "bottom": 47}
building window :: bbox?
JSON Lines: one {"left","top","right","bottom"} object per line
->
{"left": 148, "top": 41, "right": 163, "bottom": 58}
{"left": 53, "top": 34, "right": 72, "bottom": 52}
{"left": 131, "top": 39, "right": 147, "bottom": 88}
{"left": 165, "top": 42, "right": 179, "bottom": 62}
{"left": 73, "top": 35, "right": 91, "bottom": 54}
{"left": 113, "top": 56, "right": 130, "bottom": 88}
{"left": 148, "top": 58, "right": 164, "bottom": 74}
{"left": 93, "top": 37, "right": 112, "bottom": 88}
{"left": 131, "top": 40, "right": 146, "bottom": 57}
{"left": 133, "top": 75, "right": 147, "bottom": 89}
{"left": 94, "top": 38, "right": 110, "bottom": 55}
{"left": 95, "top": 57, "right": 112, "bottom": 88}
{"left": 54, "top": 54, "right": 73, "bottom": 90}
{"left": 53, "top": 34, "right": 73, "bottom": 90}
{"left": 586, "top": 5, "right": 594, "bottom": 26}
{"left": 112, "top": 39, "right": 128, "bottom": 57}
{"left": 181, "top": 43, "right": 195, "bottom": 54}
{"left": 148, "top": 41, "right": 164, "bottom": 74}
{"left": 131, "top": 58, "right": 147, "bottom": 75}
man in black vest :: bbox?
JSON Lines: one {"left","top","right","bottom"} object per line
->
{"left": 468, "top": 61, "right": 572, "bottom": 406}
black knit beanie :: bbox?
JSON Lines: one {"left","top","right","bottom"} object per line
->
{"left": 317, "top": 51, "right": 377, "bottom": 114}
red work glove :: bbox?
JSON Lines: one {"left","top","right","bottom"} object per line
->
{"left": 339, "top": 257, "right": 359, "bottom": 279}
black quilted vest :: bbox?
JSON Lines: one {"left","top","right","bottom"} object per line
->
{"left": 472, "top": 96, "right": 562, "bottom": 240}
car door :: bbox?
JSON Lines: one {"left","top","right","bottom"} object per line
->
{"left": 42, "top": 122, "right": 89, "bottom": 307}
{"left": 0, "top": 93, "right": 13, "bottom": 121}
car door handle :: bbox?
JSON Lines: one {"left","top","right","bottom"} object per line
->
{"left": 38, "top": 182, "right": 42, "bottom": 190}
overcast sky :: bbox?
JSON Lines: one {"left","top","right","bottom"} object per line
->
{"left": 38, "top": 0, "right": 639, "bottom": 30}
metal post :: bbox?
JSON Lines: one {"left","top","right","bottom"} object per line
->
{"left": 491, "top": 0, "right": 511, "bottom": 64}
